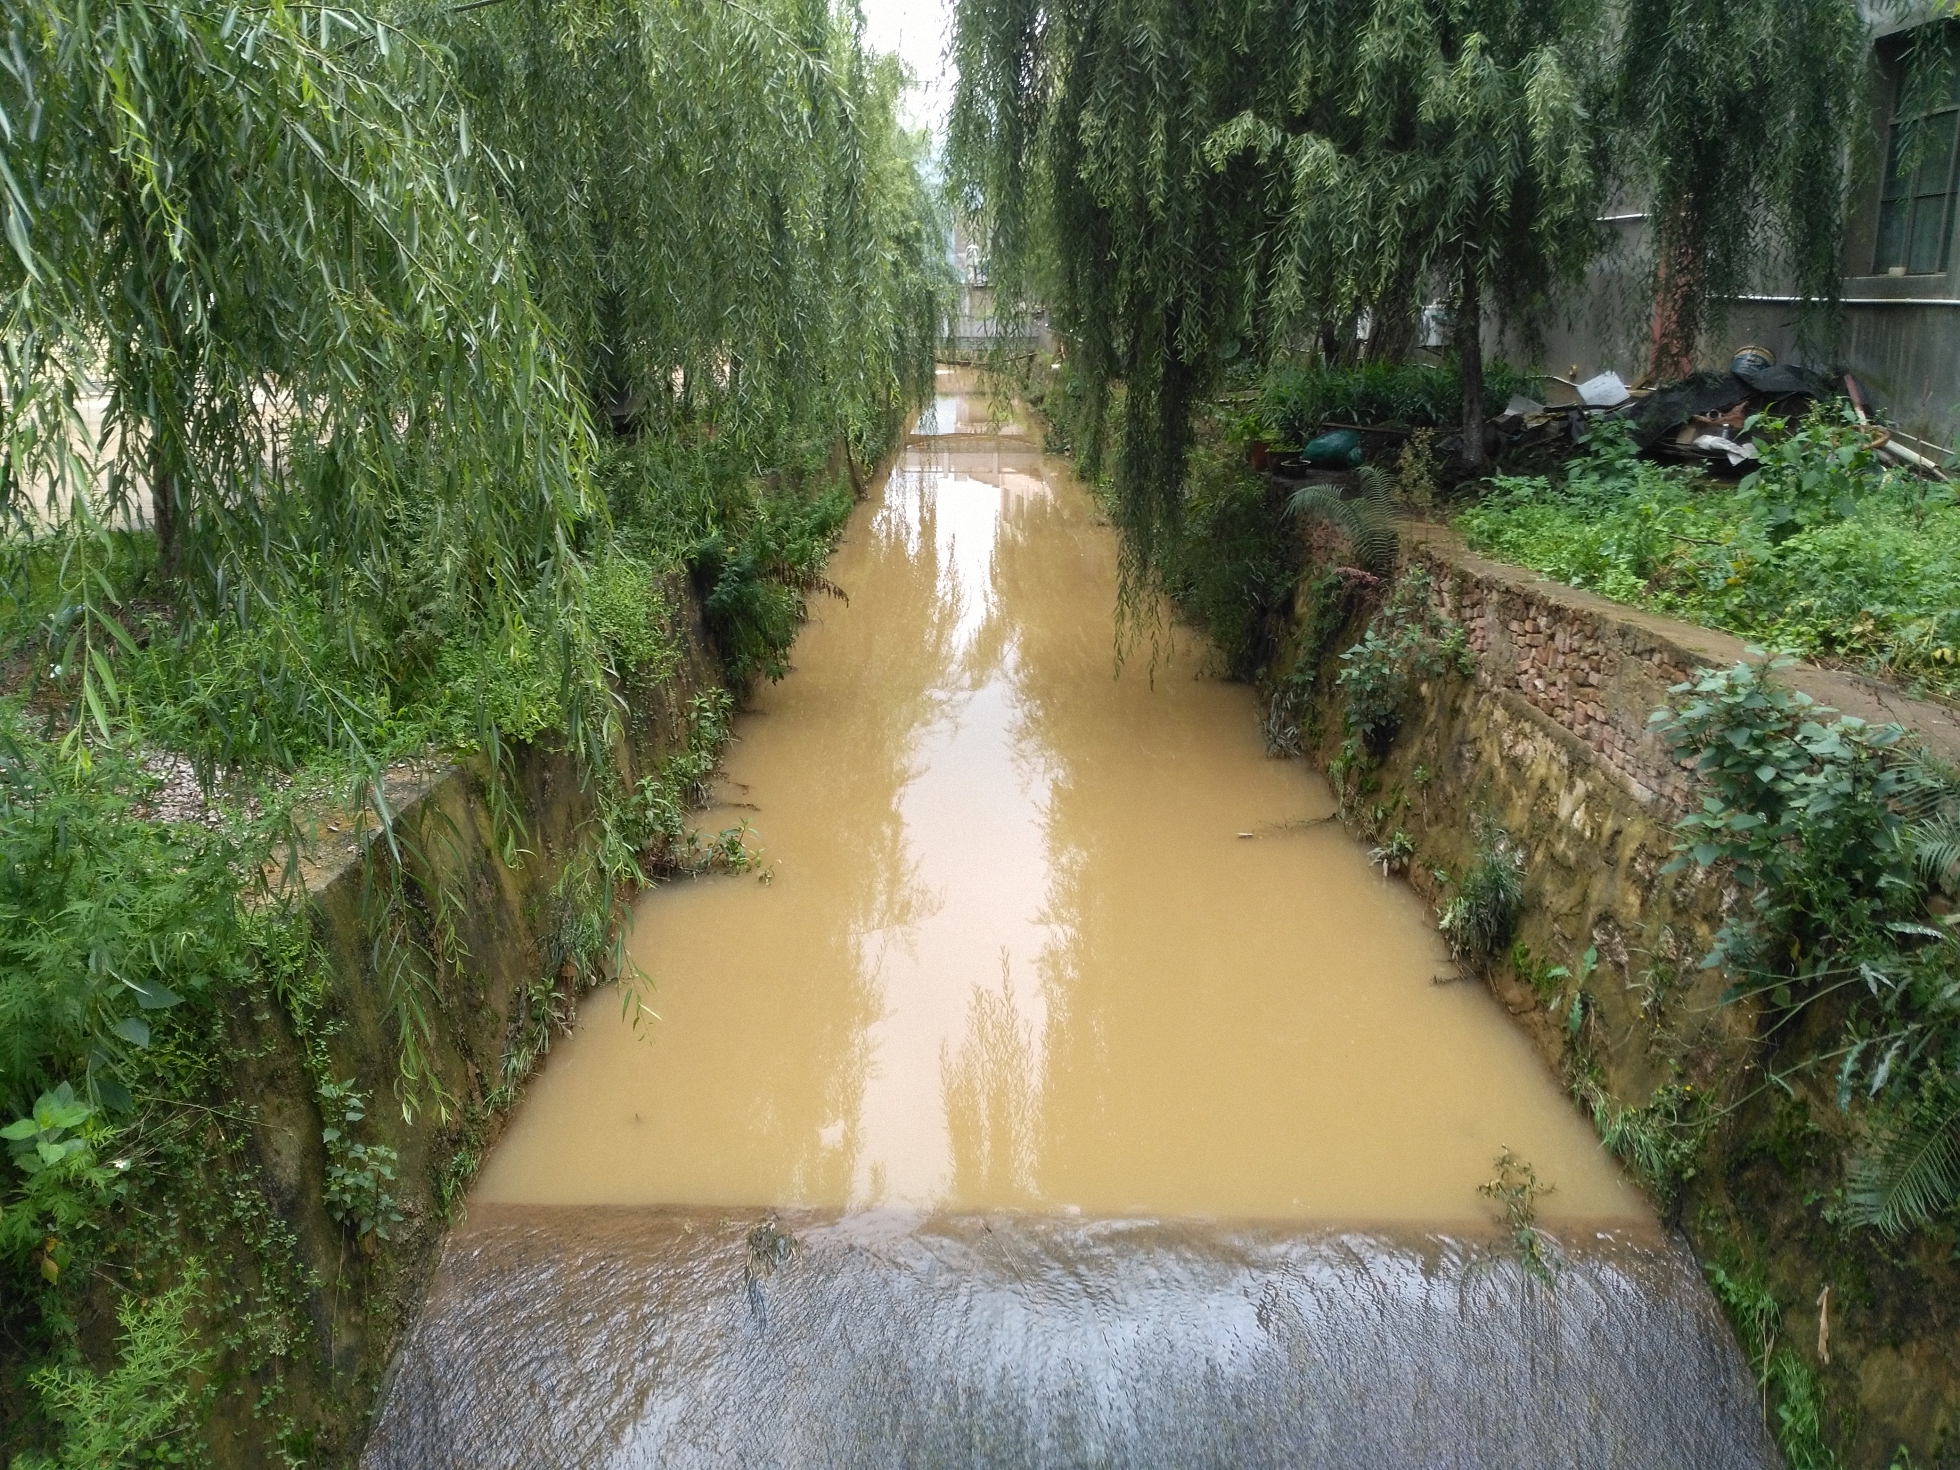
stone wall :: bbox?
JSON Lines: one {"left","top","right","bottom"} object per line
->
{"left": 1405, "top": 520, "right": 1960, "bottom": 808}
{"left": 1285, "top": 524, "right": 1960, "bottom": 1466}
{"left": 200, "top": 579, "right": 724, "bottom": 1467}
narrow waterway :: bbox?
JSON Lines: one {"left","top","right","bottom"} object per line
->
{"left": 366, "top": 372, "right": 1775, "bottom": 1467}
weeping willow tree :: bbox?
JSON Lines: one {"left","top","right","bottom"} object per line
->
{"left": 1617, "top": 0, "right": 1868, "bottom": 372}
{"left": 951, "top": 0, "right": 1873, "bottom": 602}
{"left": 0, "top": 0, "right": 607, "bottom": 771}
{"left": 421, "top": 0, "right": 945, "bottom": 470}
{"left": 1209, "top": 0, "right": 1609, "bottom": 473}
{"left": 949, "top": 0, "right": 1284, "bottom": 625}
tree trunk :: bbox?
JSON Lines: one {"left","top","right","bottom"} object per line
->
{"left": 151, "top": 457, "right": 180, "bottom": 581}
{"left": 1457, "top": 257, "right": 1487, "bottom": 474}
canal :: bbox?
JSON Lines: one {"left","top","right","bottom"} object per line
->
{"left": 364, "top": 370, "right": 1774, "bottom": 1468}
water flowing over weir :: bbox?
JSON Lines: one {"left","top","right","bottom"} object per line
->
{"left": 364, "top": 372, "right": 1776, "bottom": 1467}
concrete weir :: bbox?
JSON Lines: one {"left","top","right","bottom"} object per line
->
{"left": 365, "top": 1208, "right": 1774, "bottom": 1470}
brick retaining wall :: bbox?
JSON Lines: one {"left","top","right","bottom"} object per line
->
{"left": 1402, "top": 521, "right": 1960, "bottom": 814}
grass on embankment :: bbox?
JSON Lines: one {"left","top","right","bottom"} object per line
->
{"left": 1456, "top": 411, "right": 1960, "bottom": 702}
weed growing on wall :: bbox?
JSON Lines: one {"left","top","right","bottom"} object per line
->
{"left": 319, "top": 1082, "right": 404, "bottom": 1246}
{"left": 1704, "top": 1261, "right": 1839, "bottom": 1469}
{"left": 14, "top": 1274, "right": 210, "bottom": 1470}
{"left": 1656, "top": 658, "right": 1960, "bottom": 1235}
{"left": 1333, "top": 568, "right": 1473, "bottom": 757}
{"left": 1438, "top": 820, "right": 1526, "bottom": 969}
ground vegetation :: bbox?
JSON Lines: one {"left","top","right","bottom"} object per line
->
{"left": 0, "top": 0, "right": 943, "bottom": 1460}
{"left": 1459, "top": 412, "right": 1960, "bottom": 700}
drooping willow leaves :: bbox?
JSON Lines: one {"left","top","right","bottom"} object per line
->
{"left": 419, "top": 0, "right": 947, "bottom": 472}
{"left": 951, "top": 0, "right": 1873, "bottom": 613}
{"left": 1617, "top": 0, "right": 1869, "bottom": 369}
{"left": 0, "top": 0, "right": 608, "bottom": 771}
{"left": 950, "top": 0, "right": 1284, "bottom": 633}
{"left": 1211, "top": 0, "right": 1610, "bottom": 471}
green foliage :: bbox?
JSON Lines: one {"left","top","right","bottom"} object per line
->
{"left": 0, "top": 0, "right": 608, "bottom": 772}
{"left": 1159, "top": 439, "right": 1298, "bottom": 678}
{"left": 1846, "top": 1096, "right": 1960, "bottom": 1238}
{"left": 621, "top": 691, "right": 755, "bottom": 877}
{"left": 1510, "top": 943, "right": 1569, "bottom": 1008}
{"left": 1654, "top": 660, "right": 1960, "bottom": 1240}
{"left": 1368, "top": 829, "right": 1416, "bottom": 877}
{"left": 16, "top": 1273, "right": 208, "bottom": 1470}
{"left": 1652, "top": 656, "right": 1911, "bottom": 976}
{"left": 1704, "top": 1261, "right": 1840, "bottom": 1469}
{"left": 692, "top": 484, "right": 854, "bottom": 689}
{"left": 952, "top": 0, "right": 1869, "bottom": 601}
{"left": 2, "top": 1085, "right": 95, "bottom": 1177}
{"left": 1580, "top": 1076, "right": 1711, "bottom": 1205}
{"left": 1459, "top": 412, "right": 1960, "bottom": 696}
{"left": 585, "top": 550, "right": 680, "bottom": 684}
{"left": 424, "top": 0, "right": 947, "bottom": 461}
{"left": 317, "top": 1080, "right": 403, "bottom": 1244}
{"left": 1258, "top": 362, "right": 1536, "bottom": 446}
{"left": 950, "top": 0, "right": 1610, "bottom": 608}
{"left": 1438, "top": 819, "right": 1525, "bottom": 966}
{"left": 0, "top": 713, "right": 245, "bottom": 1118}
{"left": 1286, "top": 467, "right": 1398, "bottom": 579}
{"left": 1479, "top": 1148, "right": 1558, "bottom": 1283}
{"left": 1334, "top": 567, "right": 1472, "bottom": 754}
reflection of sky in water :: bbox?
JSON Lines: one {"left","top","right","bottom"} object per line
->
{"left": 472, "top": 373, "right": 1643, "bottom": 1223}
{"left": 844, "top": 409, "right": 1056, "bottom": 1207}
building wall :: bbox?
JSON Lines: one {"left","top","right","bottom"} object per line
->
{"left": 1499, "top": 14, "right": 1960, "bottom": 452}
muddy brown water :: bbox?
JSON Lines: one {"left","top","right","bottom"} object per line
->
{"left": 366, "top": 372, "right": 1776, "bottom": 1467}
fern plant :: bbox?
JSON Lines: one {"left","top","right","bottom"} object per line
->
{"left": 1846, "top": 1101, "right": 1960, "bottom": 1237}
{"left": 1286, "top": 465, "right": 1399, "bottom": 577}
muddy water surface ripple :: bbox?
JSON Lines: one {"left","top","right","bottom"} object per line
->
{"left": 366, "top": 373, "right": 1774, "bottom": 1467}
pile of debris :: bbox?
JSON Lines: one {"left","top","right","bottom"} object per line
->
{"left": 1494, "top": 350, "right": 1946, "bottom": 479}
{"left": 1257, "top": 348, "right": 1950, "bottom": 490}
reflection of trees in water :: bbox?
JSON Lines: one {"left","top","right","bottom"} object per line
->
{"left": 942, "top": 955, "right": 1039, "bottom": 1204}
{"left": 731, "top": 465, "right": 966, "bottom": 1201}
{"left": 984, "top": 467, "right": 1152, "bottom": 1196}
{"left": 772, "top": 466, "right": 972, "bottom": 1199}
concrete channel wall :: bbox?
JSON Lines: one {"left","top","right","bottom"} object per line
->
{"left": 1287, "top": 524, "right": 1960, "bottom": 1463}
{"left": 201, "top": 582, "right": 722, "bottom": 1466}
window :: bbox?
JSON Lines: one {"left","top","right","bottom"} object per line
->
{"left": 1874, "top": 39, "right": 1960, "bottom": 276}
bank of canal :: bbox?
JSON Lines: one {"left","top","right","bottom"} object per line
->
{"left": 364, "top": 371, "right": 1775, "bottom": 1467}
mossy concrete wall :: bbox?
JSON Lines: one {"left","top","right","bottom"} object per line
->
{"left": 1284, "top": 523, "right": 1960, "bottom": 1466}
{"left": 201, "top": 579, "right": 721, "bottom": 1466}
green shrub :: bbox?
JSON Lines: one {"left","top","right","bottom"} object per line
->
{"left": 1656, "top": 660, "right": 1960, "bottom": 1237}
{"left": 0, "top": 715, "right": 246, "bottom": 1119}
{"left": 1333, "top": 567, "right": 1471, "bottom": 754}
{"left": 1258, "top": 360, "right": 1536, "bottom": 445}
{"left": 16, "top": 1273, "right": 208, "bottom": 1470}
{"left": 317, "top": 1081, "right": 403, "bottom": 1244}
{"left": 1160, "top": 441, "right": 1297, "bottom": 678}
{"left": 692, "top": 484, "right": 853, "bottom": 688}
{"left": 1438, "top": 819, "right": 1525, "bottom": 965}
{"left": 1459, "top": 411, "right": 1960, "bottom": 696}
{"left": 1704, "top": 1262, "right": 1839, "bottom": 1469}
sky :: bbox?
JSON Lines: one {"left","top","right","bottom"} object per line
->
{"left": 857, "top": 0, "right": 955, "bottom": 134}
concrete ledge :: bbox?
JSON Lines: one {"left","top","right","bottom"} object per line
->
{"left": 1404, "top": 519, "right": 1960, "bottom": 770}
